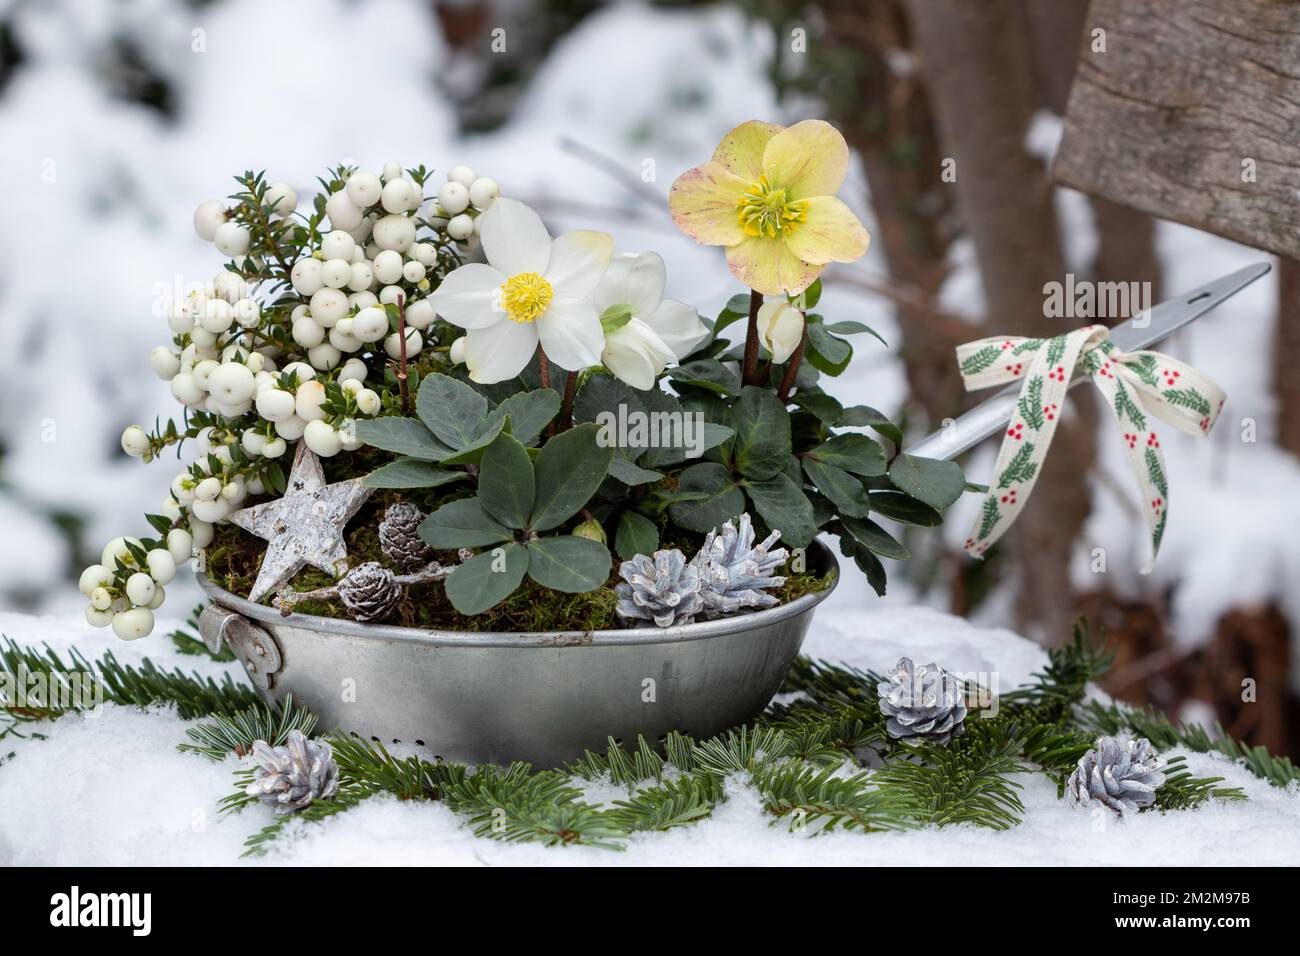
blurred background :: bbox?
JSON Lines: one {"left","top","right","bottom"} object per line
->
{"left": 0, "top": 0, "right": 1296, "bottom": 756}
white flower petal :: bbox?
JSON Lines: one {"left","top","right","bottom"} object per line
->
{"left": 428, "top": 263, "right": 505, "bottom": 330}
{"left": 545, "top": 230, "right": 614, "bottom": 299}
{"left": 593, "top": 251, "right": 666, "bottom": 316}
{"left": 479, "top": 198, "right": 551, "bottom": 276}
{"left": 758, "top": 299, "right": 804, "bottom": 364}
{"left": 642, "top": 298, "right": 708, "bottom": 360}
{"left": 603, "top": 318, "right": 676, "bottom": 390}
{"left": 536, "top": 297, "right": 604, "bottom": 372}
{"left": 465, "top": 319, "right": 538, "bottom": 384}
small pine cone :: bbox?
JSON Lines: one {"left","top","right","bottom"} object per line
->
{"left": 691, "top": 513, "right": 789, "bottom": 619}
{"left": 337, "top": 561, "right": 402, "bottom": 622}
{"left": 877, "top": 657, "right": 968, "bottom": 745}
{"left": 379, "top": 502, "right": 434, "bottom": 571}
{"left": 1067, "top": 736, "right": 1166, "bottom": 817}
{"left": 616, "top": 549, "right": 704, "bottom": 628}
{"left": 245, "top": 730, "right": 340, "bottom": 815}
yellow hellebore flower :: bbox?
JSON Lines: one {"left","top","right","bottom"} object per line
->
{"left": 668, "top": 119, "right": 870, "bottom": 296}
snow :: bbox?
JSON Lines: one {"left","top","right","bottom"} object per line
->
{"left": 1, "top": 605, "right": 1296, "bottom": 867}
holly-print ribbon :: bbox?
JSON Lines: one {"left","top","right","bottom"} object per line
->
{"left": 956, "top": 326, "right": 1224, "bottom": 572}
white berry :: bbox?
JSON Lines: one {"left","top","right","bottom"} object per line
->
{"left": 356, "top": 388, "right": 381, "bottom": 416}
{"left": 372, "top": 214, "right": 415, "bottom": 252}
{"left": 325, "top": 190, "right": 364, "bottom": 231}
{"left": 193, "top": 200, "right": 227, "bottom": 241}
{"left": 303, "top": 419, "right": 342, "bottom": 457}
{"left": 447, "top": 165, "right": 477, "bottom": 187}
{"left": 385, "top": 328, "right": 422, "bottom": 359}
{"left": 120, "top": 425, "right": 150, "bottom": 457}
{"left": 207, "top": 363, "right": 256, "bottom": 404}
{"left": 321, "top": 230, "right": 356, "bottom": 261}
{"left": 347, "top": 171, "right": 382, "bottom": 208}
{"left": 291, "top": 258, "right": 325, "bottom": 296}
{"left": 264, "top": 181, "right": 297, "bottom": 217}
{"left": 404, "top": 298, "right": 436, "bottom": 329}
{"left": 112, "top": 607, "right": 155, "bottom": 641}
{"left": 469, "top": 177, "right": 499, "bottom": 210}
{"left": 352, "top": 306, "right": 388, "bottom": 343}
{"left": 321, "top": 258, "right": 352, "bottom": 289}
{"left": 372, "top": 249, "right": 404, "bottom": 284}
{"left": 85, "top": 605, "right": 115, "bottom": 628}
{"left": 437, "top": 181, "right": 470, "bottom": 215}
{"left": 447, "top": 214, "right": 474, "bottom": 241}
{"left": 79, "top": 564, "right": 111, "bottom": 597}
{"left": 292, "top": 315, "right": 326, "bottom": 348}
{"left": 309, "top": 287, "right": 349, "bottom": 327}
{"left": 213, "top": 221, "right": 251, "bottom": 257}
{"left": 381, "top": 178, "right": 415, "bottom": 214}
{"left": 125, "top": 572, "right": 156, "bottom": 607}
{"left": 261, "top": 437, "right": 287, "bottom": 459}
{"left": 255, "top": 387, "right": 296, "bottom": 422}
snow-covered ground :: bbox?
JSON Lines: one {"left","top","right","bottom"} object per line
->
{"left": 1, "top": 605, "right": 1295, "bottom": 867}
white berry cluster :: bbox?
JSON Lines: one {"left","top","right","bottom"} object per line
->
{"left": 90, "top": 160, "right": 501, "bottom": 639}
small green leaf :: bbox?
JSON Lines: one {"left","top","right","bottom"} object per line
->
{"left": 615, "top": 510, "right": 659, "bottom": 560}
{"left": 437, "top": 416, "right": 507, "bottom": 466}
{"left": 807, "top": 434, "right": 886, "bottom": 477}
{"left": 868, "top": 492, "right": 943, "bottom": 527}
{"left": 530, "top": 423, "right": 615, "bottom": 531}
{"left": 419, "top": 498, "right": 514, "bottom": 549}
{"left": 526, "top": 535, "right": 612, "bottom": 593}
{"left": 599, "top": 303, "right": 635, "bottom": 334}
{"left": 444, "top": 544, "right": 529, "bottom": 615}
{"left": 838, "top": 406, "right": 903, "bottom": 448}
{"left": 486, "top": 389, "right": 560, "bottom": 447}
{"left": 888, "top": 454, "right": 966, "bottom": 510}
{"left": 731, "top": 386, "right": 791, "bottom": 480}
{"left": 354, "top": 417, "right": 454, "bottom": 461}
{"left": 478, "top": 432, "right": 534, "bottom": 529}
{"left": 823, "top": 320, "right": 886, "bottom": 346}
{"left": 743, "top": 472, "right": 816, "bottom": 548}
{"left": 608, "top": 456, "right": 663, "bottom": 486}
{"left": 416, "top": 373, "right": 488, "bottom": 450}
{"left": 362, "top": 459, "right": 465, "bottom": 490}
{"left": 712, "top": 292, "right": 753, "bottom": 336}
{"left": 793, "top": 392, "right": 843, "bottom": 425}
{"left": 668, "top": 462, "right": 745, "bottom": 533}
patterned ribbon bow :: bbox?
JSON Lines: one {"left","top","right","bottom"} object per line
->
{"left": 956, "top": 326, "right": 1225, "bottom": 572}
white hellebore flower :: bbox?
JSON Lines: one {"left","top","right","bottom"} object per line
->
{"left": 593, "top": 251, "right": 708, "bottom": 390}
{"left": 757, "top": 298, "right": 805, "bottom": 364}
{"left": 428, "top": 198, "right": 613, "bottom": 383}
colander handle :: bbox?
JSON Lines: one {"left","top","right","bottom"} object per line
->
{"left": 198, "top": 605, "right": 284, "bottom": 691}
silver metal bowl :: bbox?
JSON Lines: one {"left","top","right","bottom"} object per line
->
{"left": 195, "top": 543, "right": 837, "bottom": 767}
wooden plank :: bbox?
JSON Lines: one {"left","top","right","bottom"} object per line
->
{"left": 1054, "top": 0, "right": 1300, "bottom": 258}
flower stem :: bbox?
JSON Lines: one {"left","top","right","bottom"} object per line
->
{"left": 741, "top": 289, "right": 764, "bottom": 387}
{"left": 775, "top": 316, "right": 808, "bottom": 403}
{"left": 561, "top": 371, "right": 578, "bottom": 431}
{"left": 396, "top": 294, "right": 411, "bottom": 416}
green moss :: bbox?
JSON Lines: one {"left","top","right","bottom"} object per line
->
{"left": 203, "top": 461, "right": 833, "bottom": 633}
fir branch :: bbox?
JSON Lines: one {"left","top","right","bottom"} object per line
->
{"left": 752, "top": 761, "right": 918, "bottom": 833}
{"left": 179, "top": 694, "right": 318, "bottom": 761}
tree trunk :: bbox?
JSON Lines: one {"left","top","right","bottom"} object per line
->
{"left": 907, "top": 0, "right": 1093, "bottom": 640}
{"left": 1276, "top": 259, "right": 1300, "bottom": 457}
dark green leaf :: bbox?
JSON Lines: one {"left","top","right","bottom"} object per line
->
{"left": 437, "top": 416, "right": 506, "bottom": 466}
{"left": 806, "top": 324, "right": 852, "bottom": 376}
{"left": 615, "top": 510, "right": 659, "bottom": 560}
{"left": 838, "top": 406, "right": 903, "bottom": 447}
{"left": 888, "top": 454, "right": 966, "bottom": 510}
{"left": 416, "top": 373, "right": 488, "bottom": 450}
{"left": 868, "top": 492, "right": 943, "bottom": 527}
{"left": 802, "top": 458, "right": 871, "bottom": 518}
{"left": 743, "top": 472, "right": 817, "bottom": 548}
{"left": 530, "top": 423, "right": 615, "bottom": 531}
{"left": 444, "top": 544, "right": 529, "bottom": 615}
{"left": 793, "top": 392, "right": 843, "bottom": 425}
{"left": 667, "top": 360, "right": 741, "bottom": 396}
{"left": 668, "top": 462, "right": 745, "bottom": 533}
{"left": 354, "top": 416, "right": 454, "bottom": 461}
{"left": 712, "top": 292, "right": 753, "bottom": 336}
{"left": 418, "top": 498, "right": 514, "bottom": 549}
{"left": 840, "top": 516, "right": 910, "bottom": 560}
{"left": 730, "top": 386, "right": 791, "bottom": 480}
{"left": 807, "top": 434, "right": 886, "bottom": 477}
{"left": 526, "top": 536, "right": 612, "bottom": 592}
{"left": 362, "top": 458, "right": 466, "bottom": 490}
{"left": 478, "top": 433, "right": 534, "bottom": 529}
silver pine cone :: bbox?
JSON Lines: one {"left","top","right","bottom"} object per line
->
{"left": 245, "top": 730, "right": 340, "bottom": 814}
{"left": 379, "top": 502, "right": 435, "bottom": 571}
{"left": 616, "top": 549, "right": 704, "bottom": 628}
{"left": 690, "top": 513, "right": 789, "bottom": 619}
{"left": 877, "top": 657, "right": 968, "bottom": 745}
{"left": 1067, "top": 735, "right": 1166, "bottom": 817}
{"left": 337, "top": 561, "right": 402, "bottom": 622}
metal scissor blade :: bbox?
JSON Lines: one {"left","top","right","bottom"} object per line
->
{"left": 904, "top": 262, "right": 1271, "bottom": 462}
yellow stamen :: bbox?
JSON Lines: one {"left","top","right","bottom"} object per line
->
{"left": 500, "top": 272, "right": 553, "bottom": 323}
{"left": 735, "top": 175, "right": 809, "bottom": 239}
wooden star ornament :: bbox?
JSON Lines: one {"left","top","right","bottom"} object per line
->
{"left": 228, "top": 443, "right": 374, "bottom": 603}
